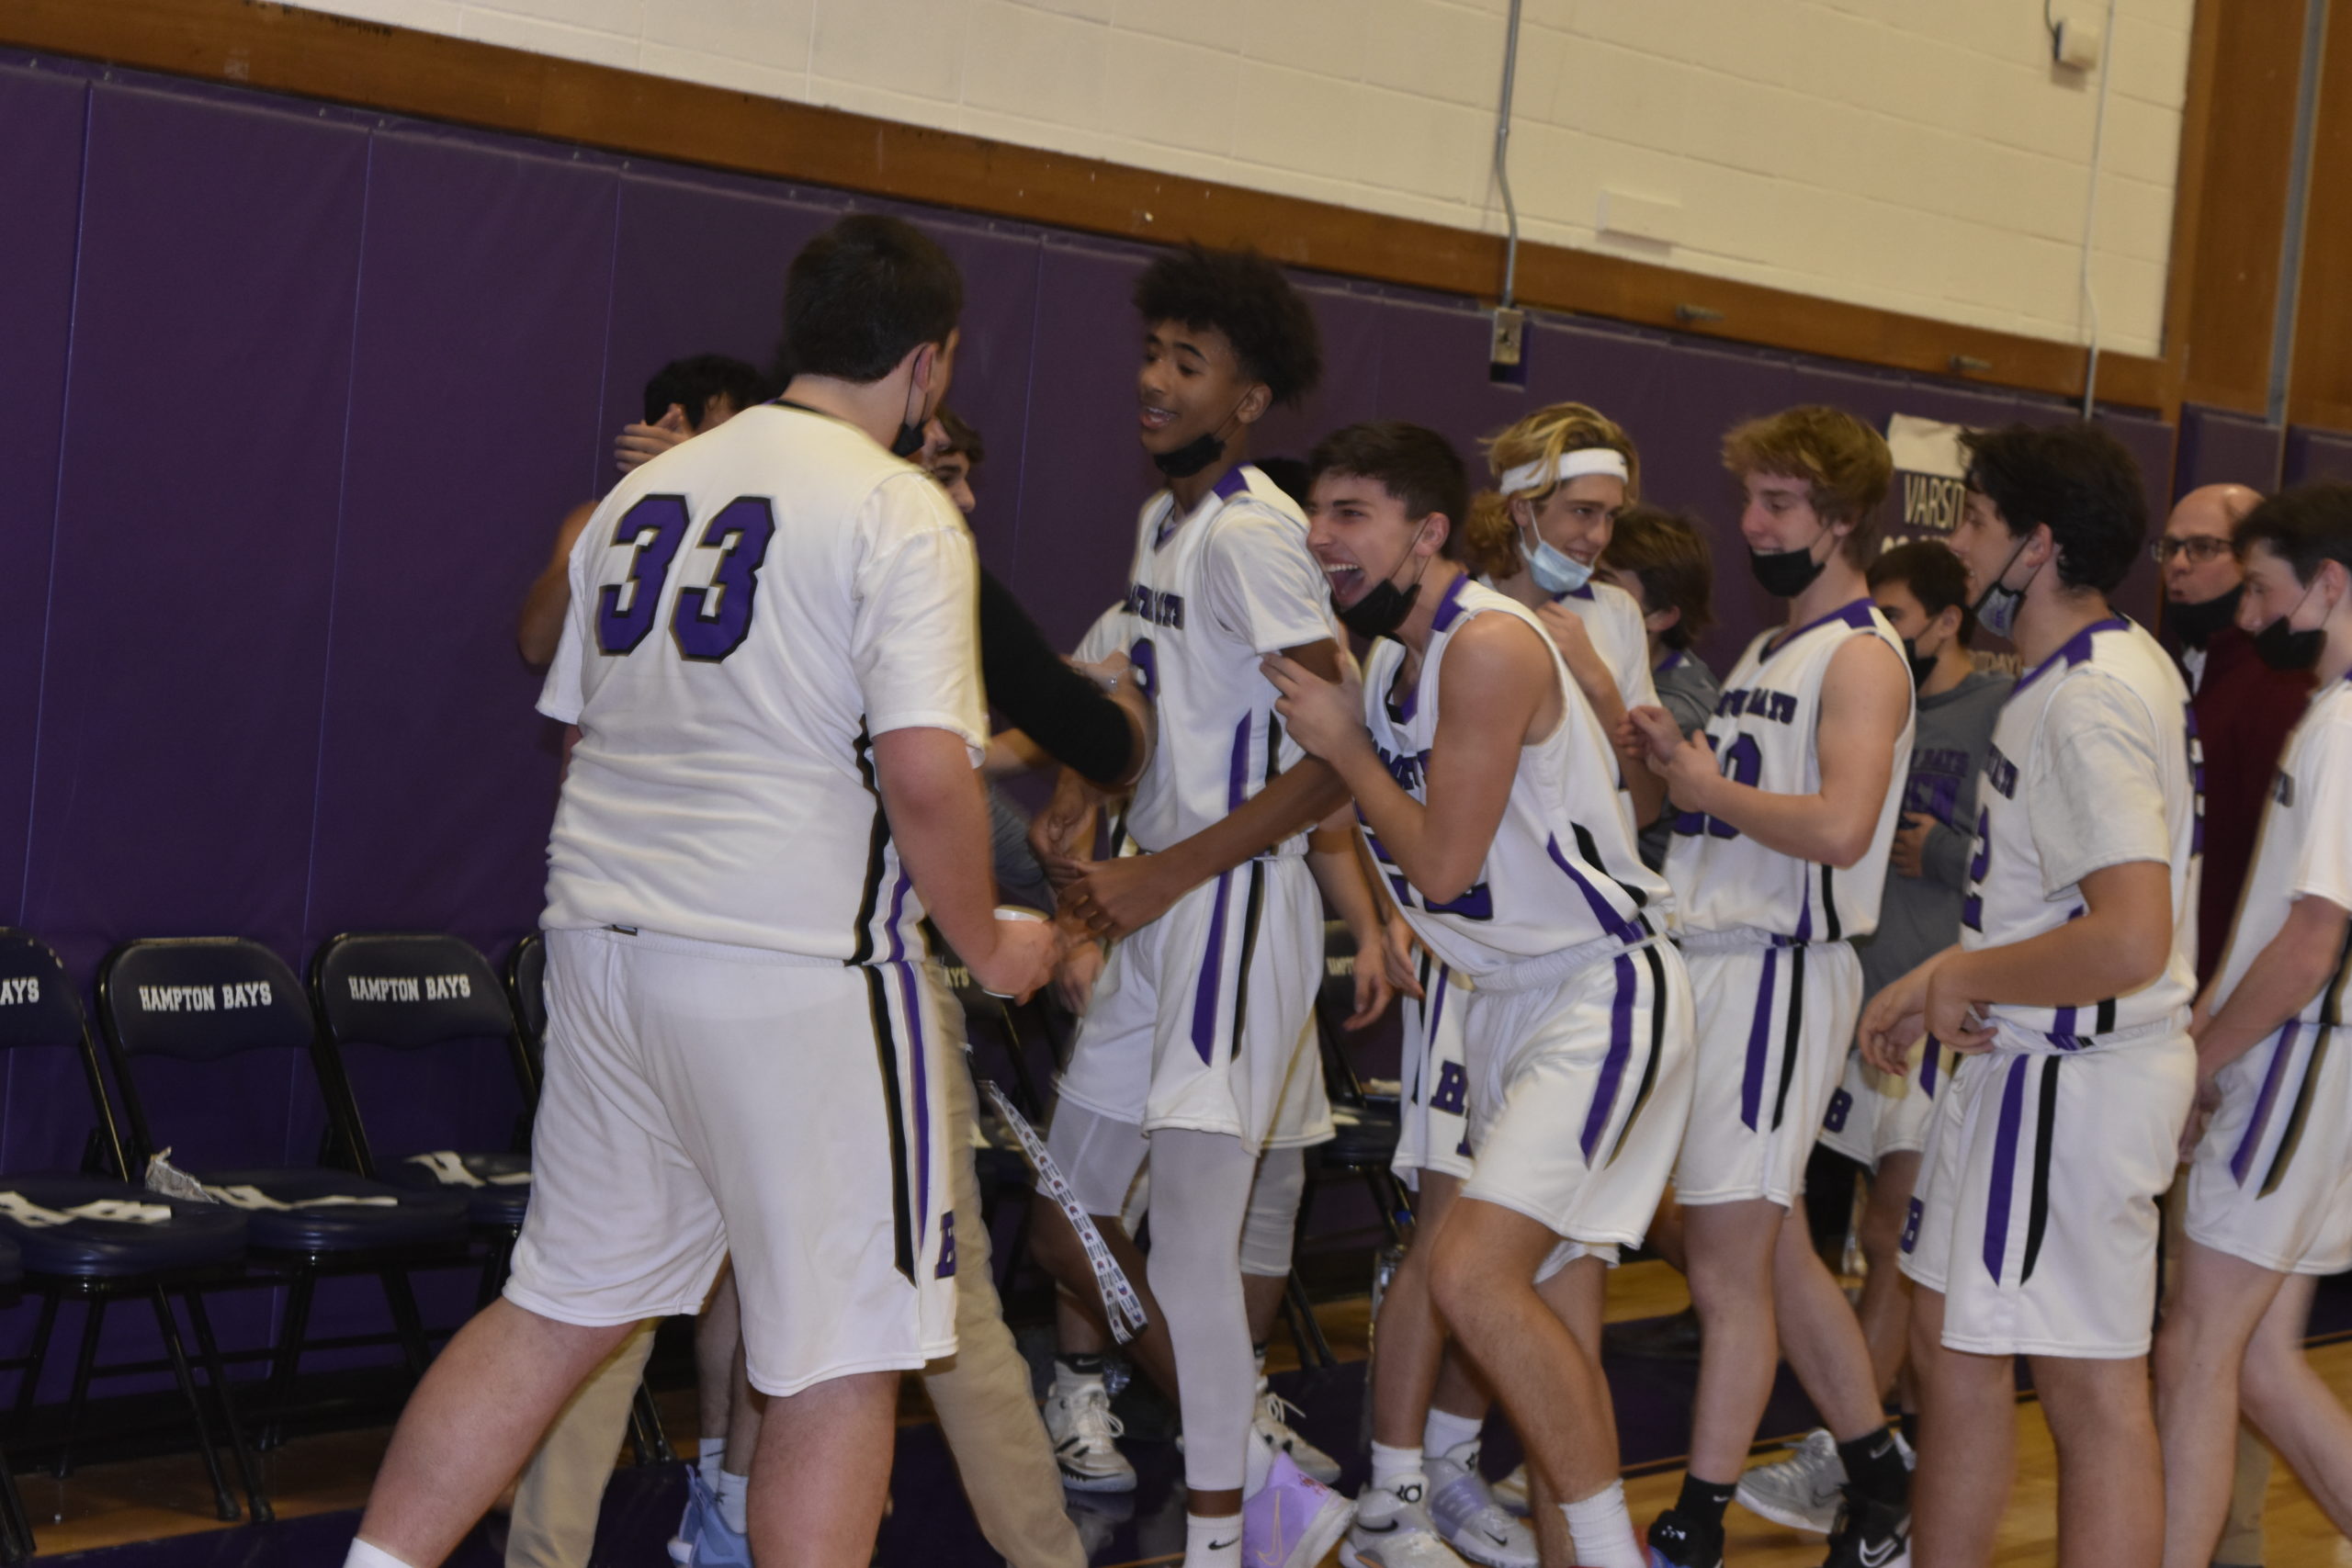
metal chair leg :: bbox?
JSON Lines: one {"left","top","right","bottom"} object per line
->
{"left": 0, "top": 1449, "right": 34, "bottom": 1565}
{"left": 52, "top": 1299, "right": 106, "bottom": 1480}
{"left": 10, "top": 1299, "right": 56, "bottom": 1423}
{"left": 148, "top": 1291, "right": 237, "bottom": 1522}
{"left": 628, "top": 1380, "right": 673, "bottom": 1465}
{"left": 379, "top": 1269, "right": 433, "bottom": 1381}
{"left": 182, "top": 1290, "right": 272, "bottom": 1523}
{"left": 262, "top": 1273, "right": 316, "bottom": 1451}
{"left": 1282, "top": 1269, "right": 1335, "bottom": 1370}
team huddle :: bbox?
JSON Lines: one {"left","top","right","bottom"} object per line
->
{"left": 343, "top": 215, "right": 2352, "bottom": 1568}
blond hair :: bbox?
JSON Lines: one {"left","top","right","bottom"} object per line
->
{"left": 1483, "top": 402, "right": 1642, "bottom": 503}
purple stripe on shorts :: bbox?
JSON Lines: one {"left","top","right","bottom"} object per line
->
{"left": 1982, "top": 1055, "right": 2030, "bottom": 1282}
{"left": 1738, "top": 947, "right": 1781, "bottom": 1132}
{"left": 1580, "top": 954, "right": 1639, "bottom": 1162}
{"left": 1544, "top": 833, "right": 1641, "bottom": 945}
{"left": 893, "top": 960, "right": 931, "bottom": 1250}
{"left": 1228, "top": 714, "right": 1252, "bottom": 811}
{"left": 1191, "top": 869, "right": 1236, "bottom": 1064}
{"left": 2230, "top": 1020, "right": 2302, "bottom": 1186}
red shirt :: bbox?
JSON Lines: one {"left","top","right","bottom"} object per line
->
{"left": 2172, "top": 624, "right": 2314, "bottom": 983}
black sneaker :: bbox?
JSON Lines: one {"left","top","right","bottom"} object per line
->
{"left": 1645, "top": 1507, "right": 1725, "bottom": 1568}
{"left": 1820, "top": 1486, "right": 1910, "bottom": 1568}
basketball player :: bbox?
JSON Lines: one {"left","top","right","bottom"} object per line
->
{"left": 1598, "top": 506, "right": 1720, "bottom": 872}
{"left": 342, "top": 215, "right": 1055, "bottom": 1568}
{"left": 2157, "top": 481, "right": 2352, "bottom": 1567}
{"left": 1025, "top": 243, "right": 1353, "bottom": 1568}
{"left": 516, "top": 353, "right": 770, "bottom": 667}
{"left": 1860, "top": 422, "right": 2198, "bottom": 1568}
{"left": 1626, "top": 406, "right": 1915, "bottom": 1568}
{"left": 1265, "top": 419, "right": 1694, "bottom": 1568}
{"left": 1739, "top": 541, "right": 2009, "bottom": 1535}
{"left": 1354, "top": 405, "right": 1676, "bottom": 1568}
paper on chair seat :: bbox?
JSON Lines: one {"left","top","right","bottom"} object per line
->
{"left": 406, "top": 1152, "right": 531, "bottom": 1187}
{"left": 204, "top": 1186, "right": 398, "bottom": 1211}
{"left": 0, "top": 1192, "right": 172, "bottom": 1227}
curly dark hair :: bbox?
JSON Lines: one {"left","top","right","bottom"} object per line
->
{"left": 642, "top": 354, "right": 772, "bottom": 429}
{"left": 1133, "top": 243, "right": 1323, "bottom": 407}
{"left": 1959, "top": 422, "right": 2148, "bottom": 594}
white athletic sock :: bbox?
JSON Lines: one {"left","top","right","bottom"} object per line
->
{"left": 716, "top": 1468, "right": 751, "bottom": 1536}
{"left": 1368, "top": 1441, "right": 1424, "bottom": 1500}
{"left": 1562, "top": 1479, "right": 1645, "bottom": 1568}
{"left": 1184, "top": 1510, "right": 1243, "bottom": 1566}
{"left": 1423, "top": 1406, "right": 1483, "bottom": 1461}
{"left": 345, "top": 1540, "right": 415, "bottom": 1568}
{"left": 695, "top": 1438, "right": 727, "bottom": 1491}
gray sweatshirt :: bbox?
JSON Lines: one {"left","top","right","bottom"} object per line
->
{"left": 1855, "top": 667, "right": 2015, "bottom": 995}
{"left": 1640, "top": 648, "right": 1722, "bottom": 871}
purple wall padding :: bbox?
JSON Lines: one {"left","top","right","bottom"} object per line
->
{"left": 0, "top": 51, "right": 2333, "bottom": 1392}
{"left": 2284, "top": 426, "right": 2352, "bottom": 485}
{"left": 2176, "top": 406, "right": 2286, "bottom": 496}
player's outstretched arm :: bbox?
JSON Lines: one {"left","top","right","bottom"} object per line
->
{"left": 1650, "top": 632, "right": 1908, "bottom": 868}
{"left": 1305, "top": 802, "right": 1396, "bottom": 1030}
{"left": 517, "top": 501, "right": 597, "bottom": 668}
{"left": 873, "top": 725, "right": 1057, "bottom": 1001}
{"left": 1058, "top": 638, "right": 1350, "bottom": 939}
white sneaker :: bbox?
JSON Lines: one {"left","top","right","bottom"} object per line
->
{"left": 1256, "top": 1382, "right": 1344, "bottom": 1485}
{"left": 1425, "top": 1441, "right": 1536, "bottom": 1568}
{"left": 1042, "top": 1382, "right": 1136, "bottom": 1493}
{"left": 1736, "top": 1428, "right": 1845, "bottom": 1534}
{"left": 1487, "top": 1463, "right": 1529, "bottom": 1517}
{"left": 1342, "top": 1476, "right": 1475, "bottom": 1567}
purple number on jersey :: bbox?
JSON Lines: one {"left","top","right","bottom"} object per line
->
{"left": 597, "top": 494, "right": 689, "bottom": 655}
{"left": 673, "top": 496, "right": 776, "bottom": 662}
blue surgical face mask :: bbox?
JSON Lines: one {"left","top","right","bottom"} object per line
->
{"left": 1521, "top": 523, "right": 1593, "bottom": 595}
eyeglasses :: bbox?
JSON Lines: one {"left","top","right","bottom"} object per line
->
{"left": 2152, "top": 536, "right": 2233, "bottom": 566}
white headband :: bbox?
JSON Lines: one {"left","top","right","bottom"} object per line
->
{"left": 1498, "top": 447, "right": 1630, "bottom": 497}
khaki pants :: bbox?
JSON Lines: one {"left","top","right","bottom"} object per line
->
{"left": 507, "top": 989, "right": 1083, "bottom": 1568}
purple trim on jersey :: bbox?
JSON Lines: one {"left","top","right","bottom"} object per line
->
{"left": 1581, "top": 954, "right": 1640, "bottom": 1161}
{"left": 2012, "top": 615, "right": 2131, "bottom": 697}
{"left": 1739, "top": 946, "right": 1781, "bottom": 1131}
{"left": 1429, "top": 571, "right": 1475, "bottom": 634}
{"left": 1214, "top": 465, "right": 1252, "bottom": 502}
{"left": 1767, "top": 596, "right": 1879, "bottom": 657}
{"left": 2230, "top": 1020, "right": 2302, "bottom": 1186}
{"left": 1544, "top": 833, "right": 1643, "bottom": 944}
{"left": 1657, "top": 649, "right": 1685, "bottom": 674}
{"left": 1982, "top": 1055, "right": 2031, "bottom": 1280}
{"left": 1550, "top": 583, "right": 1597, "bottom": 602}
{"left": 1793, "top": 883, "right": 1814, "bottom": 944}
{"left": 2047, "top": 1003, "right": 2081, "bottom": 1053}
{"left": 1920, "top": 1038, "right": 1941, "bottom": 1096}
{"left": 1191, "top": 869, "right": 1237, "bottom": 1064}
{"left": 882, "top": 871, "right": 912, "bottom": 964}
{"left": 1428, "top": 962, "right": 1453, "bottom": 1042}
{"left": 893, "top": 959, "right": 932, "bottom": 1249}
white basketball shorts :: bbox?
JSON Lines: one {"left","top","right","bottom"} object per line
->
{"left": 2186, "top": 1019, "right": 2352, "bottom": 1276}
{"left": 1055, "top": 855, "right": 1324, "bottom": 1155}
{"left": 1461, "top": 939, "right": 1695, "bottom": 1276}
{"left": 1673, "top": 938, "right": 1862, "bottom": 1209}
{"left": 1901, "top": 1035, "right": 2194, "bottom": 1358}
{"left": 1819, "top": 1037, "right": 1956, "bottom": 1169}
{"left": 1393, "top": 952, "right": 1473, "bottom": 1186}
{"left": 508, "top": 926, "right": 955, "bottom": 1396}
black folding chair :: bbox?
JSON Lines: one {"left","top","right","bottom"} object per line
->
{"left": 308, "top": 932, "right": 537, "bottom": 1303}
{"left": 95, "top": 938, "right": 472, "bottom": 1447}
{"left": 502, "top": 932, "right": 673, "bottom": 1467}
{"left": 0, "top": 930, "right": 266, "bottom": 1542}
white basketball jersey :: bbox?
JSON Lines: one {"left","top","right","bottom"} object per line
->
{"left": 1117, "top": 466, "right": 1338, "bottom": 859}
{"left": 2211, "top": 672, "right": 2352, "bottom": 1021}
{"left": 1549, "top": 579, "right": 1661, "bottom": 714}
{"left": 1963, "top": 617, "right": 2199, "bottom": 1053}
{"left": 1360, "top": 576, "right": 1669, "bottom": 978}
{"left": 538, "top": 403, "right": 985, "bottom": 962}
{"left": 1666, "top": 599, "right": 1914, "bottom": 940}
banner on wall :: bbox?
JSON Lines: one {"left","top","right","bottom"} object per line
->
{"left": 1883, "top": 413, "right": 1970, "bottom": 547}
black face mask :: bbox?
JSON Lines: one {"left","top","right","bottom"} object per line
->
{"left": 889, "top": 420, "right": 926, "bottom": 459}
{"left": 1901, "top": 637, "right": 1938, "bottom": 691}
{"left": 1149, "top": 389, "right": 1257, "bottom": 480}
{"left": 2166, "top": 584, "right": 2242, "bottom": 649}
{"left": 1748, "top": 540, "right": 1826, "bottom": 599}
{"left": 1333, "top": 525, "right": 1432, "bottom": 641}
